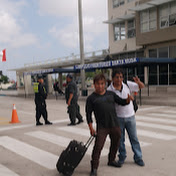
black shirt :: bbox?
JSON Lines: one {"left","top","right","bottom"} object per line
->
{"left": 86, "top": 91, "right": 128, "bottom": 129}
{"left": 65, "top": 80, "right": 78, "bottom": 104}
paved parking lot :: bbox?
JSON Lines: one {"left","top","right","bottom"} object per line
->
{"left": 0, "top": 96, "right": 176, "bottom": 176}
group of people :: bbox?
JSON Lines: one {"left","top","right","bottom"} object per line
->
{"left": 34, "top": 74, "right": 83, "bottom": 126}
{"left": 87, "top": 69, "right": 145, "bottom": 176}
{"left": 34, "top": 69, "right": 145, "bottom": 176}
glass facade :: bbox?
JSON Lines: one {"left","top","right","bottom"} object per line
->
{"left": 128, "top": 20, "right": 136, "bottom": 38}
{"left": 112, "top": 0, "right": 125, "bottom": 8}
{"left": 140, "top": 8, "right": 157, "bottom": 33}
{"left": 114, "top": 22, "right": 126, "bottom": 41}
{"left": 148, "top": 46, "right": 176, "bottom": 85}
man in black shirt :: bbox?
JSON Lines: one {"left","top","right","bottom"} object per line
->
{"left": 86, "top": 73, "right": 132, "bottom": 176}
{"left": 65, "top": 74, "right": 83, "bottom": 125}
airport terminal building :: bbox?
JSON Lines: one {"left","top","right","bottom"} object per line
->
{"left": 104, "top": 0, "right": 176, "bottom": 85}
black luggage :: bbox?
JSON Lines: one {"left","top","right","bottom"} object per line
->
{"left": 56, "top": 136, "right": 94, "bottom": 176}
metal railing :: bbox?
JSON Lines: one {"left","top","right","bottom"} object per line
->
{"left": 24, "top": 49, "right": 109, "bottom": 68}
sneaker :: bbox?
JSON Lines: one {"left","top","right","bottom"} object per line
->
{"left": 135, "top": 159, "right": 145, "bottom": 166}
{"left": 116, "top": 159, "right": 125, "bottom": 167}
{"left": 107, "top": 161, "right": 119, "bottom": 167}
{"left": 36, "top": 122, "right": 43, "bottom": 126}
{"left": 45, "top": 121, "right": 52, "bottom": 125}
{"left": 90, "top": 169, "right": 97, "bottom": 176}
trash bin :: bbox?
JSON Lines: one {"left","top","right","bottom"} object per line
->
{"left": 82, "top": 89, "right": 88, "bottom": 96}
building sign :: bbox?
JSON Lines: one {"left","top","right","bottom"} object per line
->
{"left": 24, "top": 68, "right": 54, "bottom": 75}
{"left": 74, "top": 58, "right": 139, "bottom": 70}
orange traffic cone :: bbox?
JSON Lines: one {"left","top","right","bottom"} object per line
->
{"left": 9, "top": 104, "right": 21, "bottom": 124}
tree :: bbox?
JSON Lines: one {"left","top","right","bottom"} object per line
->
{"left": 0, "top": 75, "right": 9, "bottom": 84}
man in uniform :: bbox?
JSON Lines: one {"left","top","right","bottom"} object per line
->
{"left": 34, "top": 74, "right": 52, "bottom": 126}
{"left": 65, "top": 74, "right": 83, "bottom": 125}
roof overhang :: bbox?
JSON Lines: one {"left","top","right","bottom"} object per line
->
{"left": 103, "top": 13, "right": 135, "bottom": 24}
{"left": 129, "top": 0, "right": 175, "bottom": 11}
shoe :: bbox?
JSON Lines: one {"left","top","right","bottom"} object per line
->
{"left": 116, "top": 159, "right": 125, "bottom": 167}
{"left": 77, "top": 119, "right": 84, "bottom": 124}
{"left": 90, "top": 169, "right": 97, "bottom": 176}
{"left": 36, "top": 122, "right": 43, "bottom": 126}
{"left": 45, "top": 121, "right": 52, "bottom": 125}
{"left": 107, "top": 160, "right": 120, "bottom": 167}
{"left": 135, "top": 159, "right": 145, "bottom": 166}
{"left": 67, "top": 123, "right": 76, "bottom": 126}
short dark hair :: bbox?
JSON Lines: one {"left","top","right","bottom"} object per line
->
{"left": 37, "top": 74, "right": 43, "bottom": 80}
{"left": 66, "top": 74, "right": 73, "bottom": 79}
{"left": 93, "top": 73, "right": 106, "bottom": 84}
{"left": 112, "top": 69, "right": 124, "bottom": 78}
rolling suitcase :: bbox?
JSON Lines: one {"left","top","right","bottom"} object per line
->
{"left": 56, "top": 136, "right": 94, "bottom": 176}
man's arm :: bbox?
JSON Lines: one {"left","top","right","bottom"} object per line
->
{"left": 67, "top": 93, "right": 73, "bottom": 106}
{"left": 86, "top": 96, "right": 96, "bottom": 136}
{"left": 114, "top": 93, "right": 133, "bottom": 105}
{"left": 133, "top": 76, "right": 145, "bottom": 89}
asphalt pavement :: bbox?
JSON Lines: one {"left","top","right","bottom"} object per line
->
{"left": 0, "top": 96, "right": 176, "bottom": 176}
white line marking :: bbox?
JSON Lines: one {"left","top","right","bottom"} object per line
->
{"left": 136, "top": 115, "right": 176, "bottom": 125}
{"left": 25, "top": 131, "right": 106, "bottom": 156}
{"left": 0, "top": 124, "right": 34, "bottom": 132}
{"left": 137, "top": 106, "right": 163, "bottom": 112}
{"left": 137, "top": 130, "right": 176, "bottom": 140}
{"left": 162, "top": 110, "right": 176, "bottom": 114}
{"left": 147, "top": 113, "right": 176, "bottom": 119}
{"left": 18, "top": 110, "right": 34, "bottom": 115}
{"left": 58, "top": 126, "right": 151, "bottom": 147}
{"left": 0, "top": 164, "right": 20, "bottom": 176}
{"left": 0, "top": 136, "right": 58, "bottom": 169}
{"left": 0, "top": 119, "right": 69, "bottom": 132}
{"left": 137, "top": 121, "right": 176, "bottom": 132}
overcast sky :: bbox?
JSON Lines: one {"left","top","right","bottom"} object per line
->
{"left": 0, "top": 0, "right": 108, "bottom": 80}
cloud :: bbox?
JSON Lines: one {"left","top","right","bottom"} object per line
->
{"left": 0, "top": 0, "right": 38, "bottom": 48}
{"left": 38, "top": 0, "right": 77, "bottom": 17}
{"left": 45, "top": 0, "right": 108, "bottom": 51}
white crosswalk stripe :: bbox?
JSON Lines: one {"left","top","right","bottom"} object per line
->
{"left": 0, "top": 164, "right": 20, "bottom": 176}
{"left": 25, "top": 131, "right": 108, "bottom": 156}
{"left": 137, "top": 129, "right": 176, "bottom": 140}
{"left": 0, "top": 136, "right": 58, "bottom": 169}
{"left": 147, "top": 113, "right": 176, "bottom": 119}
{"left": 57, "top": 126, "right": 152, "bottom": 147}
{"left": 137, "top": 121, "right": 176, "bottom": 132}
{"left": 136, "top": 115, "right": 176, "bottom": 125}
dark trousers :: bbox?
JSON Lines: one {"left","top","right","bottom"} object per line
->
{"left": 68, "top": 103, "right": 83, "bottom": 124}
{"left": 35, "top": 101, "right": 48, "bottom": 123}
{"left": 91, "top": 127, "right": 121, "bottom": 169}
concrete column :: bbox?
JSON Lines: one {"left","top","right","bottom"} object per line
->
{"left": 59, "top": 73, "right": 63, "bottom": 90}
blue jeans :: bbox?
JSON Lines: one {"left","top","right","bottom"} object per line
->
{"left": 118, "top": 116, "right": 142, "bottom": 162}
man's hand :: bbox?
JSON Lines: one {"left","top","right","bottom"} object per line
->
{"left": 88, "top": 123, "right": 96, "bottom": 136}
{"left": 133, "top": 76, "right": 145, "bottom": 89}
{"left": 126, "top": 94, "right": 134, "bottom": 104}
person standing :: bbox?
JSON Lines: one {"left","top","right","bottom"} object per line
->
{"left": 34, "top": 74, "right": 52, "bottom": 126}
{"left": 107, "top": 69, "right": 145, "bottom": 167}
{"left": 65, "top": 74, "right": 83, "bottom": 126}
{"left": 86, "top": 73, "right": 133, "bottom": 176}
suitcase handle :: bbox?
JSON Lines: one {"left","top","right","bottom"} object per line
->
{"left": 85, "top": 136, "right": 95, "bottom": 149}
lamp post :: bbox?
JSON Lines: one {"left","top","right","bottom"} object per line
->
{"left": 78, "top": 0, "right": 87, "bottom": 96}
